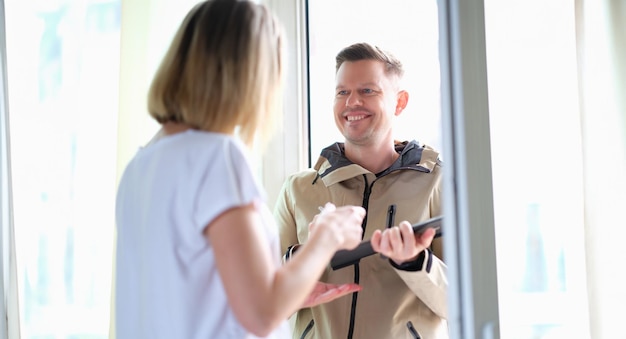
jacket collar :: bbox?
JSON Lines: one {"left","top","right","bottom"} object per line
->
{"left": 312, "top": 140, "right": 440, "bottom": 186}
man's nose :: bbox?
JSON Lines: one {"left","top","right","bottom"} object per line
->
{"left": 346, "top": 92, "right": 362, "bottom": 107}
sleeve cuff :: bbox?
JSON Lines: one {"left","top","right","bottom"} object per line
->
{"left": 389, "top": 249, "right": 432, "bottom": 272}
{"left": 283, "top": 244, "right": 301, "bottom": 263}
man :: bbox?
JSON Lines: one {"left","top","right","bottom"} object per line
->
{"left": 274, "top": 42, "right": 448, "bottom": 339}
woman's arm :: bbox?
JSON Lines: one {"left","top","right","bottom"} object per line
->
{"left": 205, "top": 202, "right": 364, "bottom": 337}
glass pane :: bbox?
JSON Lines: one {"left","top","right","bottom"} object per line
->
{"left": 484, "top": 0, "right": 590, "bottom": 337}
{"left": 307, "top": 0, "right": 441, "bottom": 164}
{"left": 5, "top": 0, "right": 121, "bottom": 337}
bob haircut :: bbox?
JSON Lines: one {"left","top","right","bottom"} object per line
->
{"left": 147, "top": 0, "right": 285, "bottom": 148}
{"left": 335, "top": 42, "right": 404, "bottom": 79}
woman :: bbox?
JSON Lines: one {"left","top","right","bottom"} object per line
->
{"left": 114, "top": 1, "right": 365, "bottom": 338}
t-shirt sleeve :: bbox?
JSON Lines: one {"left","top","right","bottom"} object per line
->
{"left": 193, "top": 138, "right": 265, "bottom": 234}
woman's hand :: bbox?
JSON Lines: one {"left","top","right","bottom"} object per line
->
{"left": 300, "top": 281, "right": 362, "bottom": 308}
{"left": 308, "top": 202, "right": 365, "bottom": 251}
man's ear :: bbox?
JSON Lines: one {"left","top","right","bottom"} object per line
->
{"left": 395, "top": 90, "right": 409, "bottom": 116}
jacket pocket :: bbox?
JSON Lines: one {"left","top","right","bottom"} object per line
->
{"left": 299, "top": 319, "right": 314, "bottom": 339}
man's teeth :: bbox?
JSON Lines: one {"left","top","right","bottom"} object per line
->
{"left": 347, "top": 115, "right": 365, "bottom": 121}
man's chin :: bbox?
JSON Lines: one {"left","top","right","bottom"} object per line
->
{"left": 343, "top": 134, "right": 372, "bottom": 146}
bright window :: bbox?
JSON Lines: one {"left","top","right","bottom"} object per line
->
{"left": 484, "top": 0, "right": 590, "bottom": 337}
{"left": 5, "top": 1, "right": 121, "bottom": 337}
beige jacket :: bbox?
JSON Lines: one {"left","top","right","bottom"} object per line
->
{"left": 274, "top": 141, "right": 448, "bottom": 339}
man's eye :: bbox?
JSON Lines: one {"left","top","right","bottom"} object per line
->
{"left": 337, "top": 90, "right": 348, "bottom": 96}
{"left": 361, "top": 88, "right": 373, "bottom": 94}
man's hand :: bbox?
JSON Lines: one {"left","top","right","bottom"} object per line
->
{"left": 300, "top": 281, "right": 362, "bottom": 308}
{"left": 370, "top": 220, "right": 436, "bottom": 265}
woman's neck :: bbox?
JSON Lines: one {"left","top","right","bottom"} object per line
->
{"left": 162, "top": 121, "right": 192, "bottom": 135}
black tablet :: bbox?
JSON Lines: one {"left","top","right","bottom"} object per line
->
{"left": 329, "top": 216, "right": 443, "bottom": 270}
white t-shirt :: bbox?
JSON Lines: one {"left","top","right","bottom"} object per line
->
{"left": 115, "top": 130, "right": 290, "bottom": 339}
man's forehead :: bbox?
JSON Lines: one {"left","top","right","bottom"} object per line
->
{"left": 335, "top": 61, "right": 397, "bottom": 88}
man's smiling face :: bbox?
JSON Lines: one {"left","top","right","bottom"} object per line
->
{"left": 333, "top": 59, "right": 404, "bottom": 147}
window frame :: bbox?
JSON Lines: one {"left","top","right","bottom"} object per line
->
{"left": 261, "top": 0, "right": 310, "bottom": 208}
{"left": 438, "top": 0, "right": 500, "bottom": 337}
{"left": 1, "top": 0, "right": 19, "bottom": 337}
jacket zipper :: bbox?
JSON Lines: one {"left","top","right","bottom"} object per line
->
{"left": 300, "top": 319, "right": 314, "bottom": 339}
{"left": 347, "top": 174, "right": 373, "bottom": 339}
{"left": 379, "top": 204, "right": 396, "bottom": 260}
{"left": 407, "top": 321, "right": 421, "bottom": 339}
{"left": 387, "top": 204, "right": 396, "bottom": 228}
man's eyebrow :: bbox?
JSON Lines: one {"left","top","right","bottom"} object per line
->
{"left": 335, "top": 82, "right": 380, "bottom": 90}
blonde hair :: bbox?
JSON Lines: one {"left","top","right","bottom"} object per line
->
{"left": 147, "top": 0, "right": 285, "bottom": 148}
